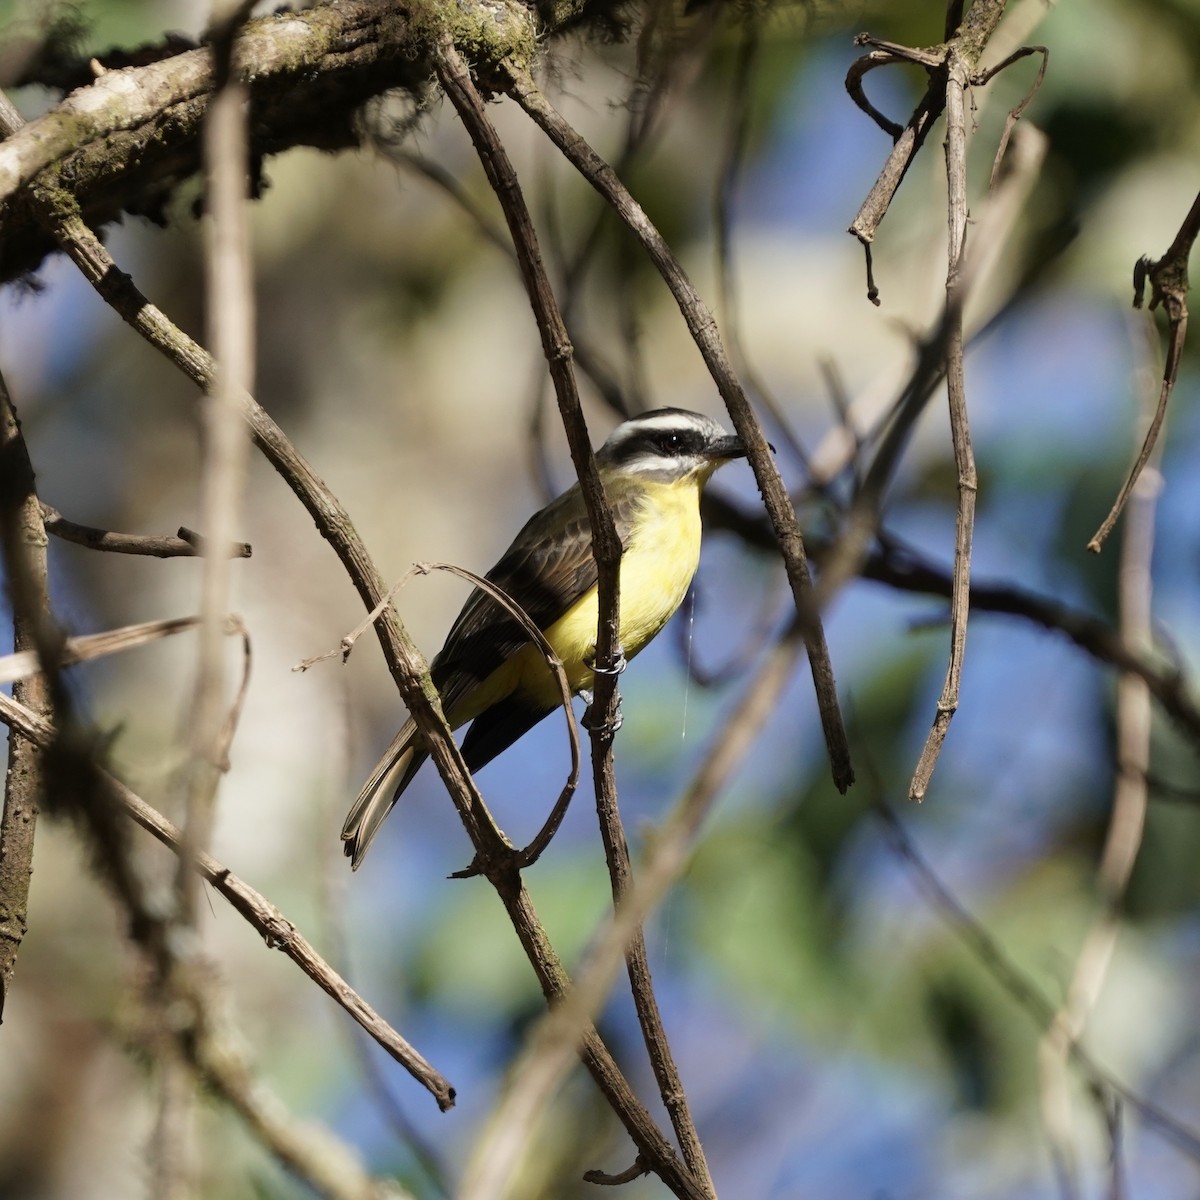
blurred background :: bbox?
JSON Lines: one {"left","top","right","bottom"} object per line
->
{"left": 3, "top": 0, "right": 1200, "bottom": 1196}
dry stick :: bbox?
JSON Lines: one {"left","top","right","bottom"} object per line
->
{"left": 296, "top": 558, "right": 580, "bottom": 868}
{"left": 1089, "top": 185, "right": 1200, "bottom": 553}
{"left": 0, "top": 378, "right": 48, "bottom": 1023}
{"left": 463, "top": 628, "right": 807, "bottom": 1200}
{"left": 908, "top": 47, "right": 977, "bottom": 804}
{"left": 812, "top": 121, "right": 1045, "bottom": 664}
{"left": 1039, "top": 337, "right": 1162, "bottom": 1199}
{"left": 505, "top": 68, "right": 854, "bottom": 798}
{"left": 179, "top": 0, "right": 256, "bottom": 919}
{"left": 876, "top": 803, "right": 1200, "bottom": 1164}
{"left": 712, "top": 16, "right": 815, "bottom": 480}
{"left": 425, "top": 564, "right": 578, "bottom": 869}
{"left": 41, "top": 505, "right": 252, "bottom": 558}
{"left": 435, "top": 42, "right": 715, "bottom": 1199}
{"left": 845, "top": 0, "right": 1012, "bottom": 301}
{"left": 0, "top": 688, "right": 454, "bottom": 1109}
{"left": 161, "top": 19, "right": 255, "bottom": 1190}
{"left": 0, "top": 616, "right": 206, "bottom": 685}
{"left": 2, "top": 98, "right": 699, "bottom": 1200}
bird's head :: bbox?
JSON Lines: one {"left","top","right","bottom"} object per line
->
{"left": 596, "top": 408, "right": 748, "bottom": 484}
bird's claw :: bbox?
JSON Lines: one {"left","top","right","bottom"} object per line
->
{"left": 582, "top": 694, "right": 624, "bottom": 736}
{"left": 585, "top": 646, "right": 627, "bottom": 677}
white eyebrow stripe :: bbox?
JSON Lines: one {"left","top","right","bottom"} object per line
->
{"left": 601, "top": 411, "right": 722, "bottom": 452}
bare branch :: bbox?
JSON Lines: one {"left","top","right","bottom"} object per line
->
{"left": 0, "top": 688, "right": 456, "bottom": 1111}
{"left": 0, "top": 375, "right": 48, "bottom": 1022}
{"left": 41, "top": 505, "right": 251, "bottom": 558}
{"left": 504, "top": 66, "right": 855, "bottom": 795}
{"left": 907, "top": 45, "right": 976, "bottom": 803}
{"left": 1090, "top": 186, "right": 1200, "bottom": 552}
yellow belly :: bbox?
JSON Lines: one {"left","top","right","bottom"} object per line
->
{"left": 451, "top": 479, "right": 703, "bottom": 721}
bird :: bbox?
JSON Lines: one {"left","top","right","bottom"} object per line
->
{"left": 342, "top": 407, "right": 749, "bottom": 868}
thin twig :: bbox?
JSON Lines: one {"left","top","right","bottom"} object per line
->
{"left": 422, "top": 563, "right": 577, "bottom": 869}
{"left": 907, "top": 45, "right": 977, "bottom": 803}
{"left": 0, "top": 616, "right": 206, "bottom": 685}
{"left": 977, "top": 45, "right": 1049, "bottom": 188}
{"left": 0, "top": 688, "right": 456, "bottom": 1109}
{"left": 1039, "top": 331, "right": 1162, "bottom": 1196}
{"left": 41, "top": 505, "right": 251, "bottom": 558}
{"left": 1089, "top": 186, "right": 1200, "bottom": 552}
{"left": 0, "top": 375, "right": 48, "bottom": 1022}
{"left": 504, "top": 66, "right": 855, "bottom": 797}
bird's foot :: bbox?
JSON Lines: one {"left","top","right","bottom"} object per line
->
{"left": 582, "top": 693, "right": 624, "bottom": 736}
{"left": 581, "top": 644, "right": 625, "bottom": 736}
{"left": 585, "top": 645, "right": 627, "bottom": 677}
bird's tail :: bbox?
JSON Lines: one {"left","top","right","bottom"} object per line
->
{"left": 341, "top": 719, "right": 427, "bottom": 869}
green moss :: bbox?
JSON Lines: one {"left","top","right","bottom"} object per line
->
{"left": 406, "top": 0, "right": 540, "bottom": 79}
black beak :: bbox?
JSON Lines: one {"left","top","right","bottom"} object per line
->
{"left": 710, "top": 434, "right": 748, "bottom": 460}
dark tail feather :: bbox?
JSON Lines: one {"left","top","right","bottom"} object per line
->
{"left": 341, "top": 720, "right": 427, "bottom": 869}
{"left": 460, "top": 698, "right": 554, "bottom": 774}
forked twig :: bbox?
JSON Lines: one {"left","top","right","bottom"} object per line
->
{"left": 425, "top": 563, "right": 578, "bottom": 870}
{"left": 845, "top": 0, "right": 1014, "bottom": 301}
{"left": 299, "top": 559, "right": 580, "bottom": 870}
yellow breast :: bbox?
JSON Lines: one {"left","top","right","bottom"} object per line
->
{"left": 521, "top": 478, "right": 702, "bottom": 707}
{"left": 458, "top": 478, "right": 704, "bottom": 719}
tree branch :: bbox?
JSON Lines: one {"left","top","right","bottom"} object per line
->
{"left": 0, "top": 1, "right": 533, "bottom": 282}
{"left": 41, "top": 505, "right": 251, "bottom": 558}
{"left": 436, "top": 40, "right": 713, "bottom": 1197}
{"left": 0, "top": 375, "right": 47, "bottom": 1022}
{"left": 504, "top": 66, "right": 855, "bottom": 796}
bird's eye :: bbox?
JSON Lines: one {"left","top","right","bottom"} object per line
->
{"left": 659, "top": 432, "right": 683, "bottom": 453}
